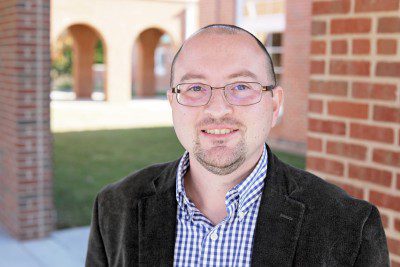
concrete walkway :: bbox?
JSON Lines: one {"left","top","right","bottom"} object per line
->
{"left": 51, "top": 98, "right": 173, "bottom": 132}
{"left": 0, "top": 226, "right": 90, "bottom": 267}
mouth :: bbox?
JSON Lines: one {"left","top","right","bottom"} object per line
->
{"left": 200, "top": 128, "right": 239, "bottom": 137}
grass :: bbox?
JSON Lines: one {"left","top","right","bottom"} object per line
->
{"left": 53, "top": 127, "right": 305, "bottom": 229}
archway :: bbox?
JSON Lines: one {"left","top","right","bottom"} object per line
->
{"left": 132, "top": 28, "right": 174, "bottom": 98}
{"left": 51, "top": 24, "right": 107, "bottom": 100}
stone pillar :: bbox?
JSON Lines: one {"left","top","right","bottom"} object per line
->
{"left": 0, "top": 0, "right": 53, "bottom": 240}
{"left": 69, "top": 25, "right": 98, "bottom": 99}
{"left": 308, "top": 1, "right": 400, "bottom": 264}
{"left": 106, "top": 34, "right": 132, "bottom": 102}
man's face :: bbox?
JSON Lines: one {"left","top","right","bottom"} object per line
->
{"left": 168, "top": 32, "right": 283, "bottom": 175}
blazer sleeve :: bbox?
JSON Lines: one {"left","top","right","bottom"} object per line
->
{"left": 85, "top": 194, "right": 108, "bottom": 267}
{"left": 353, "top": 205, "right": 390, "bottom": 266}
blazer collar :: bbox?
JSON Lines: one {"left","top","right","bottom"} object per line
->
{"left": 137, "top": 145, "right": 305, "bottom": 266}
{"left": 251, "top": 145, "right": 305, "bottom": 266}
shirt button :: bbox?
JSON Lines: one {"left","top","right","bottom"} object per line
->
{"left": 210, "top": 232, "right": 218, "bottom": 241}
{"left": 238, "top": 211, "right": 246, "bottom": 219}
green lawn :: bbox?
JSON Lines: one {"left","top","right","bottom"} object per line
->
{"left": 53, "top": 127, "right": 305, "bottom": 229}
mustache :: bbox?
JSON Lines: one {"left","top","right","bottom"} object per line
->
{"left": 196, "top": 117, "right": 244, "bottom": 129}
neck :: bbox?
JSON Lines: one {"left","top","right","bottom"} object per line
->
{"left": 183, "top": 146, "right": 263, "bottom": 224}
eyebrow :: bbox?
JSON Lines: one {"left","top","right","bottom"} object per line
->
{"left": 179, "top": 70, "right": 259, "bottom": 83}
{"left": 227, "top": 70, "right": 258, "bottom": 80}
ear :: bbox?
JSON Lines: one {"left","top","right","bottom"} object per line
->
{"left": 270, "top": 86, "right": 284, "bottom": 128}
{"left": 167, "top": 89, "right": 174, "bottom": 104}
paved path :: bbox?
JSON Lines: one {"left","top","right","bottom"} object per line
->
{"left": 51, "top": 98, "right": 173, "bottom": 132}
{"left": 0, "top": 226, "right": 90, "bottom": 267}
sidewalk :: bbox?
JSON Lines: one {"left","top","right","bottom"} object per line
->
{"left": 51, "top": 98, "right": 173, "bottom": 132}
{"left": 0, "top": 226, "right": 90, "bottom": 267}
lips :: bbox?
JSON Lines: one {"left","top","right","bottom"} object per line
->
{"left": 201, "top": 128, "right": 239, "bottom": 135}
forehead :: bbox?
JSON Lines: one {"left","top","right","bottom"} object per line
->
{"left": 174, "top": 32, "right": 269, "bottom": 83}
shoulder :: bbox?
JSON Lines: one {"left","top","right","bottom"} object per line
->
{"left": 275, "top": 156, "right": 374, "bottom": 219}
{"left": 96, "top": 159, "right": 180, "bottom": 207}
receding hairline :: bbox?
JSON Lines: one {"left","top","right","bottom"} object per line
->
{"left": 170, "top": 24, "right": 276, "bottom": 87}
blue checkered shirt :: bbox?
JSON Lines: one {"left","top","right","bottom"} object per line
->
{"left": 173, "top": 145, "right": 268, "bottom": 266}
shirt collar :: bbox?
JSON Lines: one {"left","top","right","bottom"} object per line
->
{"left": 175, "top": 144, "right": 268, "bottom": 218}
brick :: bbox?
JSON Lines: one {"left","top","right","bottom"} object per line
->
{"left": 350, "top": 123, "right": 394, "bottom": 143}
{"left": 311, "top": 40, "right": 326, "bottom": 55}
{"left": 325, "top": 179, "right": 364, "bottom": 199}
{"left": 395, "top": 218, "right": 400, "bottom": 232}
{"left": 373, "top": 149, "right": 400, "bottom": 167}
{"left": 312, "top": 20, "right": 326, "bottom": 35}
{"left": 370, "top": 191, "right": 400, "bottom": 212}
{"left": 392, "top": 260, "right": 400, "bottom": 267}
{"left": 309, "top": 99, "right": 323, "bottom": 113}
{"left": 352, "top": 82, "right": 397, "bottom": 101}
{"left": 378, "top": 17, "right": 400, "bottom": 33}
{"left": 348, "top": 164, "right": 392, "bottom": 187}
{"left": 328, "top": 101, "right": 369, "bottom": 119}
{"left": 388, "top": 237, "right": 400, "bottom": 256}
{"left": 307, "top": 137, "right": 322, "bottom": 152}
{"left": 398, "top": 173, "right": 400, "bottom": 189}
{"left": 327, "top": 141, "right": 367, "bottom": 160}
{"left": 331, "top": 18, "right": 372, "bottom": 34}
{"left": 380, "top": 213, "right": 389, "bottom": 229}
{"left": 313, "top": 0, "right": 350, "bottom": 15}
{"left": 330, "top": 60, "right": 370, "bottom": 76}
{"left": 377, "top": 39, "right": 397, "bottom": 55}
{"left": 307, "top": 156, "right": 344, "bottom": 176}
{"left": 311, "top": 60, "right": 325, "bottom": 74}
{"left": 352, "top": 39, "right": 370, "bottom": 55}
{"left": 309, "top": 118, "right": 346, "bottom": 135}
{"left": 376, "top": 62, "right": 400, "bottom": 77}
{"left": 355, "top": 0, "right": 400, "bottom": 12}
{"left": 373, "top": 105, "right": 400, "bottom": 123}
{"left": 310, "top": 80, "right": 348, "bottom": 96}
{"left": 331, "top": 40, "right": 348, "bottom": 54}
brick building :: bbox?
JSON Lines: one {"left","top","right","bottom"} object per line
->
{"left": 0, "top": 0, "right": 53, "bottom": 239}
{"left": 308, "top": 1, "right": 400, "bottom": 265}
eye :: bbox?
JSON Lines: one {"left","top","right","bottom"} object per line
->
{"left": 233, "top": 83, "right": 250, "bottom": 91}
{"left": 187, "top": 85, "right": 204, "bottom": 92}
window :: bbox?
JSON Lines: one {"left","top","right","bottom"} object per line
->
{"left": 265, "top": 32, "right": 283, "bottom": 84}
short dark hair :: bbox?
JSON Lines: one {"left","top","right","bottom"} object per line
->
{"left": 169, "top": 24, "right": 276, "bottom": 87}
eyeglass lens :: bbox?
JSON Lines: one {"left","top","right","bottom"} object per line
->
{"left": 176, "top": 82, "right": 263, "bottom": 106}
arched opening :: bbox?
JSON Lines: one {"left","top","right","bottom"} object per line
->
{"left": 51, "top": 24, "right": 107, "bottom": 101}
{"left": 131, "top": 28, "right": 174, "bottom": 98}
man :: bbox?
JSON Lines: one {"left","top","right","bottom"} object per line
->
{"left": 86, "top": 24, "right": 389, "bottom": 266}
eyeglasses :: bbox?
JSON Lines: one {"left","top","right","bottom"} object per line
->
{"left": 171, "top": 81, "right": 275, "bottom": 107}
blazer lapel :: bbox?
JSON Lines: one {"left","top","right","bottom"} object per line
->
{"left": 251, "top": 191, "right": 305, "bottom": 266}
{"left": 251, "top": 147, "right": 306, "bottom": 266}
{"left": 138, "top": 189, "right": 177, "bottom": 266}
{"left": 137, "top": 160, "right": 179, "bottom": 266}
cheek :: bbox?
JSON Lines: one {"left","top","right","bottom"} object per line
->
{"left": 171, "top": 108, "right": 197, "bottom": 149}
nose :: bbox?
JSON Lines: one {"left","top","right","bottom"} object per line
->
{"left": 203, "top": 88, "right": 233, "bottom": 118}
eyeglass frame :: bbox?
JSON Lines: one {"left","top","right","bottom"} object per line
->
{"left": 171, "top": 81, "right": 276, "bottom": 107}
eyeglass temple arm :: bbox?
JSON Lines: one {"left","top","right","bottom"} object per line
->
{"left": 262, "top": 84, "right": 275, "bottom": 97}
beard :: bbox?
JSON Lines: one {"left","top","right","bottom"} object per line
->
{"left": 193, "top": 118, "right": 247, "bottom": 176}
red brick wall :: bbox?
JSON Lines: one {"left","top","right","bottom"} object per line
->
{"left": 0, "top": 0, "right": 53, "bottom": 240}
{"left": 268, "top": 0, "right": 312, "bottom": 155}
{"left": 308, "top": 0, "right": 400, "bottom": 264}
